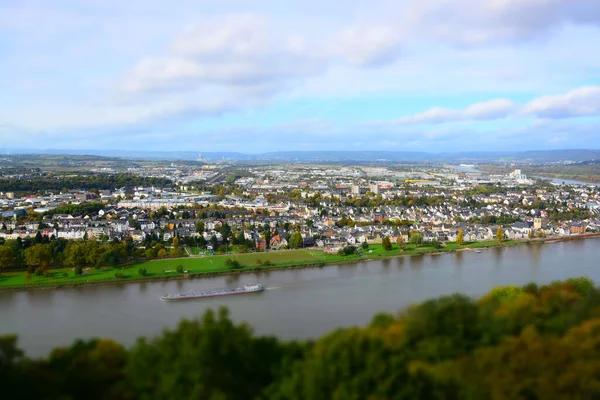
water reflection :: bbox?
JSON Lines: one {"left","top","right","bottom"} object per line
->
{"left": 529, "top": 242, "right": 542, "bottom": 269}
{"left": 493, "top": 246, "right": 503, "bottom": 266}
{"left": 26, "top": 290, "right": 54, "bottom": 306}
{"left": 455, "top": 250, "right": 463, "bottom": 266}
{"left": 395, "top": 257, "right": 405, "bottom": 268}
{"left": 410, "top": 255, "right": 424, "bottom": 268}
{"left": 225, "top": 274, "right": 241, "bottom": 286}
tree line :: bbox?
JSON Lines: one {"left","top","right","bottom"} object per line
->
{"left": 0, "top": 236, "right": 183, "bottom": 275}
{"left": 0, "top": 174, "right": 173, "bottom": 193}
{"left": 2, "top": 277, "right": 600, "bottom": 399}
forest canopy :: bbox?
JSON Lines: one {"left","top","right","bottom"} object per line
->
{"left": 0, "top": 174, "right": 172, "bottom": 193}
{"left": 2, "top": 277, "right": 600, "bottom": 400}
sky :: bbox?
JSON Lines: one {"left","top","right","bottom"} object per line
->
{"left": 1, "top": 0, "right": 600, "bottom": 153}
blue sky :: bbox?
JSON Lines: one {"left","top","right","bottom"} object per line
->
{"left": 1, "top": 0, "right": 600, "bottom": 153}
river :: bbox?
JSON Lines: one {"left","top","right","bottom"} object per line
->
{"left": 1, "top": 238, "right": 599, "bottom": 357}
{"left": 533, "top": 176, "right": 600, "bottom": 186}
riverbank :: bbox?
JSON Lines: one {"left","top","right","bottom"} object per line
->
{"left": 1, "top": 234, "right": 599, "bottom": 292}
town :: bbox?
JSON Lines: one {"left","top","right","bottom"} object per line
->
{"left": 1, "top": 162, "right": 599, "bottom": 256}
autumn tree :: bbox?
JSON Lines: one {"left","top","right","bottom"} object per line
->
{"left": 496, "top": 226, "right": 504, "bottom": 242}
{"left": 382, "top": 236, "right": 392, "bottom": 251}
{"left": 24, "top": 243, "right": 53, "bottom": 271}
{"left": 396, "top": 234, "right": 405, "bottom": 249}
{"left": 456, "top": 228, "right": 464, "bottom": 246}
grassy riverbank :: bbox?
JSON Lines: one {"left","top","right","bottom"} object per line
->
{"left": 0, "top": 239, "right": 523, "bottom": 291}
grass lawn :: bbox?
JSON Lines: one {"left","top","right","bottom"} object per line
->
{"left": 0, "top": 240, "right": 523, "bottom": 291}
{"left": 0, "top": 249, "right": 360, "bottom": 290}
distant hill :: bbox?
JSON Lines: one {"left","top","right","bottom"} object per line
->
{"left": 1, "top": 148, "right": 600, "bottom": 163}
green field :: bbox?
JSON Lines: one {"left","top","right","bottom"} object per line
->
{"left": 0, "top": 240, "right": 522, "bottom": 291}
{"left": 0, "top": 249, "right": 358, "bottom": 290}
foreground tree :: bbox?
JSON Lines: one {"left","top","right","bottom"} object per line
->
{"left": 126, "top": 307, "right": 294, "bottom": 400}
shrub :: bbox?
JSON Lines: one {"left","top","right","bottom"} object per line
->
{"left": 343, "top": 246, "right": 357, "bottom": 255}
{"left": 225, "top": 258, "right": 242, "bottom": 269}
{"left": 75, "top": 266, "right": 83, "bottom": 276}
{"left": 361, "top": 241, "right": 369, "bottom": 250}
{"left": 114, "top": 272, "right": 125, "bottom": 279}
{"left": 430, "top": 239, "right": 443, "bottom": 249}
{"left": 382, "top": 236, "right": 392, "bottom": 251}
{"left": 176, "top": 264, "right": 184, "bottom": 273}
{"left": 409, "top": 232, "right": 424, "bottom": 245}
{"left": 138, "top": 268, "right": 147, "bottom": 277}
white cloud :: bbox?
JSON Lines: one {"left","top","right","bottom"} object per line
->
{"left": 114, "top": 13, "right": 326, "bottom": 124}
{"left": 338, "top": 25, "right": 402, "bottom": 66}
{"left": 169, "top": 14, "right": 269, "bottom": 57}
{"left": 397, "top": 99, "right": 515, "bottom": 124}
{"left": 395, "top": 86, "right": 600, "bottom": 125}
{"left": 332, "top": 0, "right": 600, "bottom": 67}
{"left": 404, "top": 0, "right": 600, "bottom": 45}
{"left": 523, "top": 86, "right": 600, "bottom": 118}
{"left": 465, "top": 99, "right": 517, "bottom": 120}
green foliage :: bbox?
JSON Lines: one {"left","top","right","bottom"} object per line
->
{"left": 0, "top": 174, "right": 172, "bottom": 193}
{"left": 409, "top": 231, "right": 424, "bottom": 245}
{"left": 176, "top": 264, "right": 184, "bottom": 273}
{"left": 24, "top": 243, "right": 53, "bottom": 268}
{"left": 361, "top": 241, "right": 369, "bottom": 250}
{"left": 429, "top": 239, "right": 442, "bottom": 249}
{"left": 114, "top": 271, "right": 125, "bottom": 279}
{"left": 138, "top": 268, "right": 147, "bottom": 276}
{"left": 0, "top": 245, "right": 16, "bottom": 269}
{"left": 225, "top": 258, "right": 242, "bottom": 269}
{"left": 289, "top": 231, "right": 303, "bottom": 249}
{"left": 47, "top": 201, "right": 104, "bottom": 216}
{"left": 342, "top": 246, "right": 357, "bottom": 255}
{"left": 381, "top": 236, "right": 392, "bottom": 251}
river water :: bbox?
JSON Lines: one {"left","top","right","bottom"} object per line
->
{"left": 1, "top": 239, "right": 599, "bottom": 357}
{"left": 533, "top": 176, "right": 600, "bottom": 186}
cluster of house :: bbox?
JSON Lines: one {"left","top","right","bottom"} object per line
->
{"left": 0, "top": 183, "right": 599, "bottom": 249}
